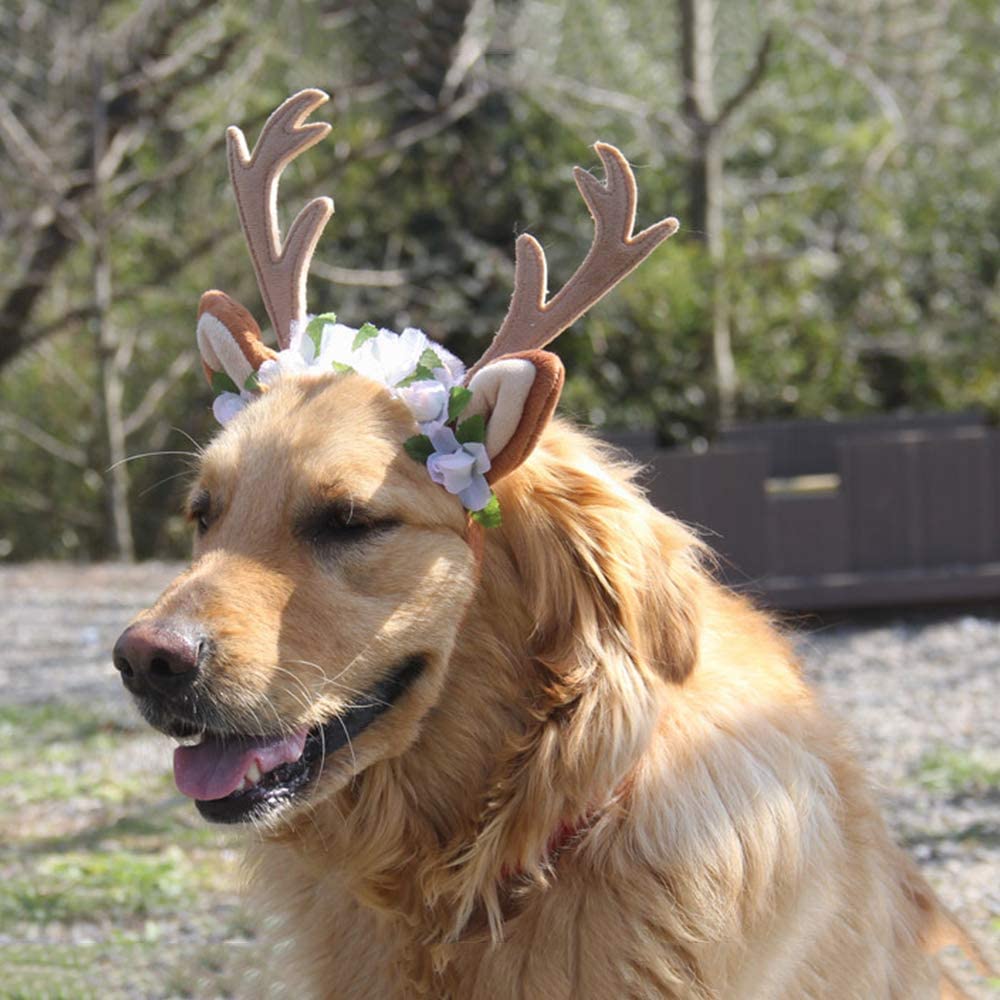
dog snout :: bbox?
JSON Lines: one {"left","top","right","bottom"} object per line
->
{"left": 113, "top": 620, "right": 207, "bottom": 700}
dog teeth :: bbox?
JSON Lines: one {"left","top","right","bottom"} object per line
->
{"left": 245, "top": 761, "right": 262, "bottom": 787}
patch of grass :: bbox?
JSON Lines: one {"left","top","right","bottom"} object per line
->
{"left": 0, "top": 930, "right": 256, "bottom": 1000}
{"left": 0, "top": 847, "right": 217, "bottom": 927}
{"left": 0, "top": 700, "right": 252, "bottom": 997}
{"left": 0, "top": 703, "right": 135, "bottom": 754}
{"left": 162, "top": 940, "right": 250, "bottom": 999}
{"left": 914, "top": 746, "right": 1000, "bottom": 797}
{"left": 0, "top": 939, "right": 128, "bottom": 999}
{"left": 0, "top": 703, "right": 166, "bottom": 812}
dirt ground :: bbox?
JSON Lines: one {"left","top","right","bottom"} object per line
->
{"left": 2, "top": 562, "right": 997, "bottom": 998}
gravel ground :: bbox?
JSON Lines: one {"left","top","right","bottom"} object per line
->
{"left": 2, "top": 563, "right": 998, "bottom": 996}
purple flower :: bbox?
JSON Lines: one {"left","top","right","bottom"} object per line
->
{"left": 213, "top": 392, "right": 248, "bottom": 425}
{"left": 425, "top": 427, "right": 492, "bottom": 511}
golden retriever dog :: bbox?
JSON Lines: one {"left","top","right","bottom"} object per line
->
{"left": 113, "top": 91, "right": 985, "bottom": 999}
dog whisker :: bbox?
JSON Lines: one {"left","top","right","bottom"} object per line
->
{"left": 169, "top": 425, "right": 205, "bottom": 455}
{"left": 277, "top": 659, "right": 395, "bottom": 710}
{"left": 138, "top": 469, "right": 196, "bottom": 499}
{"left": 106, "top": 449, "right": 200, "bottom": 472}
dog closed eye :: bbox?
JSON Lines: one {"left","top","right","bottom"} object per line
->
{"left": 296, "top": 499, "right": 399, "bottom": 548}
{"left": 187, "top": 489, "right": 212, "bottom": 536}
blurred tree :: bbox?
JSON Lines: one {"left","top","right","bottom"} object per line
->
{"left": 678, "top": 0, "right": 772, "bottom": 425}
{"left": 0, "top": 0, "right": 252, "bottom": 558}
{"left": 0, "top": 0, "right": 997, "bottom": 560}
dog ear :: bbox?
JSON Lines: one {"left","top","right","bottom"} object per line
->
{"left": 196, "top": 289, "right": 277, "bottom": 389}
{"left": 464, "top": 349, "right": 565, "bottom": 484}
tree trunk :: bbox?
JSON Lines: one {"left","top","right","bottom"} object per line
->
{"left": 91, "top": 60, "right": 134, "bottom": 562}
{"left": 679, "top": 0, "right": 736, "bottom": 428}
{"left": 703, "top": 128, "right": 735, "bottom": 426}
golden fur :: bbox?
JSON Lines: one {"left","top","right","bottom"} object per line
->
{"left": 133, "top": 374, "right": 981, "bottom": 998}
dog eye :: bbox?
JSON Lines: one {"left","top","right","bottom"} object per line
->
{"left": 301, "top": 502, "right": 396, "bottom": 547}
{"left": 188, "top": 490, "right": 211, "bottom": 536}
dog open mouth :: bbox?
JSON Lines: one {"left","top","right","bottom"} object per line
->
{"left": 171, "top": 654, "right": 426, "bottom": 823}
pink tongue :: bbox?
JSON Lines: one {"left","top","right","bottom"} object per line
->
{"left": 173, "top": 729, "right": 309, "bottom": 801}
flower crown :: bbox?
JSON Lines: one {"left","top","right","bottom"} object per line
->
{"left": 196, "top": 90, "right": 678, "bottom": 529}
{"left": 213, "top": 314, "right": 500, "bottom": 525}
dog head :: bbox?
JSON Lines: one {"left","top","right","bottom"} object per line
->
{"left": 113, "top": 90, "right": 677, "bottom": 826}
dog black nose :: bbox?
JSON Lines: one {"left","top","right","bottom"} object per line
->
{"left": 113, "top": 621, "right": 206, "bottom": 699}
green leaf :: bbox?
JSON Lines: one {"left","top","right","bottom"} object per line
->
{"left": 396, "top": 364, "right": 435, "bottom": 387}
{"left": 244, "top": 371, "right": 261, "bottom": 392}
{"left": 353, "top": 322, "right": 378, "bottom": 350}
{"left": 331, "top": 361, "right": 354, "bottom": 374}
{"left": 470, "top": 492, "right": 501, "bottom": 528}
{"left": 448, "top": 386, "right": 472, "bottom": 421}
{"left": 455, "top": 413, "right": 485, "bottom": 444}
{"left": 211, "top": 371, "right": 239, "bottom": 395}
{"left": 419, "top": 347, "right": 444, "bottom": 371}
{"left": 404, "top": 434, "right": 435, "bottom": 463}
{"left": 306, "top": 312, "right": 337, "bottom": 352}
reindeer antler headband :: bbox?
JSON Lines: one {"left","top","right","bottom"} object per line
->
{"left": 197, "top": 90, "right": 679, "bottom": 525}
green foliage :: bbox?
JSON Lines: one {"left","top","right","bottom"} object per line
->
{"left": 210, "top": 371, "right": 239, "bottom": 395}
{"left": 455, "top": 414, "right": 486, "bottom": 445}
{"left": 352, "top": 322, "right": 378, "bottom": 349}
{"left": 404, "top": 434, "right": 435, "bottom": 463}
{"left": 471, "top": 492, "right": 502, "bottom": 528}
{"left": 307, "top": 311, "right": 337, "bottom": 352}
{"left": 448, "top": 386, "right": 473, "bottom": 421}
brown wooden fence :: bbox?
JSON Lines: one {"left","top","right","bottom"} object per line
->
{"left": 603, "top": 413, "right": 1000, "bottom": 610}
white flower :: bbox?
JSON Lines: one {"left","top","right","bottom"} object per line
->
{"left": 251, "top": 316, "right": 465, "bottom": 395}
{"left": 315, "top": 322, "right": 358, "bottom": 369}
{"left": 395, "top": 379, "right": 449, "bottom": 424}
{"left": 256, "top": 348, "right": 310, "bottom": 387}
{"left": 426, "top": 426, "right": 492, "bottom": 511}
{"left": 288, "top": 321, "right": 315, "bottom": 363}
{"left": 213, "top": 392, "right": 247, "bottom": 425}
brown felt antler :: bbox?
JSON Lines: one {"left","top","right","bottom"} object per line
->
{"left": 226, "top": 89, "right": 334, "bottom": 348}
{"left": 469, "top": 143, "right": 678, "bottom": 377}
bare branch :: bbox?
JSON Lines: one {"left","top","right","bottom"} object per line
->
{"left": 111, "top": 13, "right": 229, "bottom": 97}
{"left": 794, "top": 20, "right": 906, "bottom": 178}
{"left": 36, "top": 339, "right": 95, "bottom": 399}
{"left": 0, "top": 94, "right": 62, "bottom": 183}
{"left": 0, "top": 483, "right": 102, "bottom": 527}
{"left": 503, "top": 69, "right": 691, "bottom": 147}
{"left": 23, "top": 304, "right": 100, "bottom": 343}
{"left": 0, "top": 411, "right": 87, "bottom": 466}
{"left": 309, "top": 261, "right": 409, "bottom": 288}
{"left": 108, "top": 126, "right": 227, "bottom": 222}
{"left": 97, "top": 123, "right": 148, "bottom": 184}
{"left": 362, "top": 82, "right": 490, "bottom": 160}
{"left": 124, "top": 350, "right": 197, "bottom": 436}
{"left": 0, "top": 94, "right": 92, "bottom": 241}
{"left": 716, "top": 30, "right": 774, "bottom": 127}
{"left": 439, "top": 0, "right": 494, "bottom": 105}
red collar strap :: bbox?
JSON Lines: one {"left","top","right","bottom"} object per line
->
{"left": 500, "top": 814, "right": 593, "bottom": 882}
{"left": 502, "top": 772, "right": 634, "bottom": 881}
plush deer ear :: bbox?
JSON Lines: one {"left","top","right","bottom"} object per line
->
{"left": 465, "top": 349, "right": 565, "bottom": 483}
{"left": 196, "top": 290, "right": 277, "bottom": 388}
